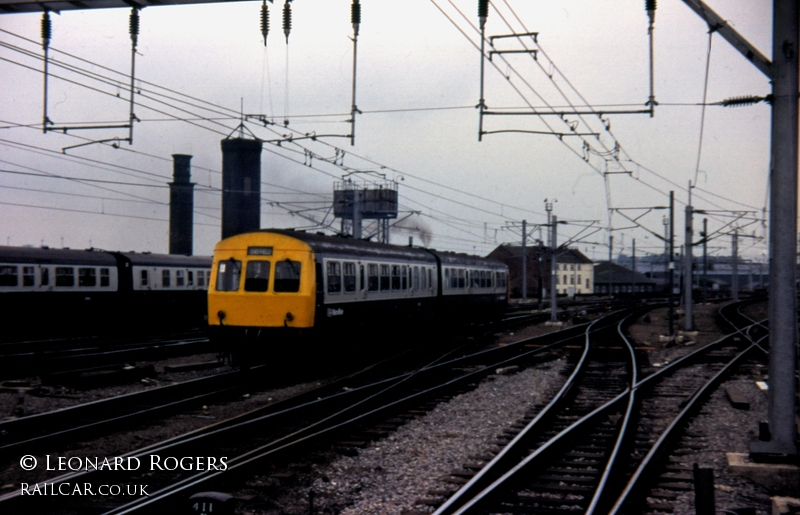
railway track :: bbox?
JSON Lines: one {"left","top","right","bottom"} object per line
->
{"left": 0, "top": 332, "right": 212, "bottom": 378}
{"left": 0, "top": 311, "right": 600, "bottom": 514}
{"left": 427, "top": 300, "right": 768, "bottom": 515}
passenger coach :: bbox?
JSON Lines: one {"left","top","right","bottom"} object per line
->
{"left": 208, "top": 229, "right": 509, "bottom": 364}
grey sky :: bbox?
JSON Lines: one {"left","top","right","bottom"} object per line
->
{"left": 0, "top": 1, "right": 772, "bottom": 260}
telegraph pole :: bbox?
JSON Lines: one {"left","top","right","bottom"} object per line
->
{"left": 550, "top": 215, "right": 558, "bottom": 322}
{"left": 702, "top": 218, "right": 708, "bottom": 303}
{"left": 521, "top": 219, "right": 527, "bottom": 302}
{"left": 668, "top": 190, "right": 675, "bottom": 337}
{"left": 632, "top": 238, "right": 636, "bottom": 297}
{"left": 684, "top": 184, "right": 693, "bottom": 330}
{"left": 608, "top": 235, "right": 613, "bottom": 297}
{"left": 732, "top": 231, "right": 739, "bottom": 302}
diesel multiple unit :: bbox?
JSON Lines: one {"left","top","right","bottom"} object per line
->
{"left": 208, "top": 229, "right": 509, "bottom": 364}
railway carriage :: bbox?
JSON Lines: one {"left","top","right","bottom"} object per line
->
{"left": 207, "top": 229, "right": 509, "bottom": 364}
{"left": 0, "top": 246, "right": 211, "bottom": 341}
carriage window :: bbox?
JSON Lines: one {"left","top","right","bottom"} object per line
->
{"left": 401, "top": 266, "right": 408, "bottom": 290}
{"left": 420, "top": 267, "right": 426, "bottom": 290}
{"left": 41, "top": 267, "right": 49, "bottom": 286}
{"left": 79, "top": 267, "right": 97, "bottom": 287}
{"left": 391, "top": 265, "right": 401, "bottom": 291}
{"left": 140, "top": 270, "right": 149, "bottom": 287}
{"left": 428, "top": 269, "right": 432, "bottom": 289}
{"left": 458, "top": 269, "right": 466, "bottom": 289}
{"left": 245, "top": 260, "right": 270, "bottom": 292}
{"left": 327, "top": 261, "right": 342, "bottom": 293}
{"left": 197, "top": 271, "right": 206, "bottom": 287}
{"left": 100, "top": 268, "right": 110, "bottom": 287}
{"left": 176, "top": 270, "right": 185, "bottom": 287}
{"left": 188, "top": 271, "right": 194, "bottom": 286}
{"left": 0, "top": 265, "right": 17, "bottom": 287}
{"left": 162, "top": 269, "right": 171, "bottom": 288}
{"left": 343, "top": 262, "right": 356, "bottom": 293}
{"left": 23, "top": 266, "right": 35, "bottom": 286}
{"left": 216, "top": 260, "right": 241, "bottom": 291}
{"left": 368, "top": 264, "right": 379, "bottom": 291}
{"left": 413, "top": 267, "right": 420, "bottom": 290}
{"left": 55, "top": 267, "right": 75, "bottom": 287}
{"left": 275, "top": 260, "right": 301, "bottom": 292}
{"left": 380, "top": 264, "right": 390, "bottom": 291}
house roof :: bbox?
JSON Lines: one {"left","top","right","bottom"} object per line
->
{"left": 593, "top": 261, "right": 658, "bottom": 284}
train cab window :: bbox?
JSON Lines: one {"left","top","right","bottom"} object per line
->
{"left": 0, "top": 265, "right": 18, "bottom": 287}
{"left": 162, "top": 269, "right": 171, "bottom": 288}
{"left": 216, "top": 260, "right": 241, "bottom": 291}
{"left": 188, "top": 271, "right": 194, "bottom": 287}
{"left": 244, "top": 261, "right": 270, "bottom": 292}
{"left": 368, "top": 264, "right": 379, "bottom": 291}
{"left": 176, "top": 270, "right": 185, "bottom": 287}
{"left": 401, "top": 266, "right": 408, "bottom": 290}
{"left": 391, "top": 265, "right": 401, "bottom": 291}
{"left": 41, "top": 267, "right": 49, "bottom": 286}
{"left": 23, "top": 266, "right": 35, "bottom": 287}
{"left": 327, "top": 261, "right": 342, "bottom": 294}
{"left": 343, "top": 262, "right": 356, "bottom": 293}
{"left": 274, "top": 260, "right": 301, "bottom": 292}
{"left": 413, "top": 267, "right": 419, "bottom": 290}
{"left": 140, "top": 270, "right": 149, "bottom": 287}
{"left": 55, "top": 267, "right": 75, "bottom": 287}
{"left": 100, "top": 268, "right": 110, "bottom": 287}
{"left": 380, "top": 265, "right": 390, "bottom": 291}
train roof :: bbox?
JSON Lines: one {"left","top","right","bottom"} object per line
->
{"left": 0, "top": 246, "right": 118, "bottom": 266}
{"left": 120, "top": 252, "right": 212, "bottom": 267}
{"left": 255, "top": 229, "right": 437, "bottom": 262}
{"left": 233, "top": 230, "right": 506, "bottom": 269}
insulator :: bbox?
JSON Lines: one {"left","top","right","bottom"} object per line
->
{"left": 645, "top": 0, "right": 656, "bottom": 12}
{"left": 41, "top": 11, "right": 52, "bottom": 45}
{"left": 282, "top": 0, "right": 291, "bottom": 43}
{"left": 722, "top": 95, "right": 764, "bottom": 107}
{"left": 261, "top": 0, "right": 269, "bottom": 46}
{"left": 478, "top": 0, "right": 489, "bottom": 20}
{"left": 351, "top": 0, "right": 361, "bottom": 27}
{"left": 129, "top": 8, "right": 140, "bottom": 44}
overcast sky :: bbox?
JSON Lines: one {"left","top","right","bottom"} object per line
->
{"left": 0, "top": 1, "right": 772, "bottom": 261}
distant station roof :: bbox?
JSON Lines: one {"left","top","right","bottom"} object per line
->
{"left": 0, "top": 0, "right": 248, "bottom": 15}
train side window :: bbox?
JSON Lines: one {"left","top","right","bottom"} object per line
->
{"left": 162, "top": 269, "right": 171, "bottom": 288}
{"left": 0, "top": 265, "right": 18, "bottom": 287}
{"left": 413, "top": 266, "right": 419, "bottom": 290}
{"left": 78, "top": 268, "right": 97, "bottom": 287}
{"left": 343, "top": 262, "right": 356, "bottom": 293}
{"left": 327, "top": 261, "right": 342, "bottom": 293}
{"left": 100, "top": 268, "right": 110, "bottom": 287}
{"left": 380, "top": 264, "right": 390, "bottom": 291}
{"left": 368, "top": 264, "right": 379, "bottom": 291}
{"left": 401, "top": 265, "right": 408, "bottom": 290}
{"left": 176, "top": 270, "right": 185, "bottom": 287}
{"left": 41, "top": 267, "right": 49, "bottom": 286}
{"left": 458, "top": 269, "right": 465, "bottom": 289}
{"left": 188, "top": 271, "right": 194, "bottom": 286}
{"left": 216, "top": 260, "right": 241, "bottom": 291}
{"left": 55, "top": 267, "right": 75, "bottom": 287}
{"left": 197, "top": 271, "right": 205, "bottom": 288}
{"left": 420, "top": 267, "right": 426, "bottom": 290}
{"left": 275, "top": 260, "right": 301, "bottom": 292}
{"left": 428, "top": 269, "right": 432, "bottom": 290}
{"left": 359, "top": 265, "right": 365, "bottom": 291}
{"left": 244, "top": 260, "right": 270, "bottom": 292}
{"left": 22, "top": 266, "right": 35, "bottom": 286}
{"left": 391, "top": 265, "right": 401, "bottom": 291}
{"left": 141, "top": 270, "right": 149, "bottom": 287}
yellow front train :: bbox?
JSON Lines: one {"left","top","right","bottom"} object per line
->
{"left": 208, "top": 231, "right": 316, "bottom": 338}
